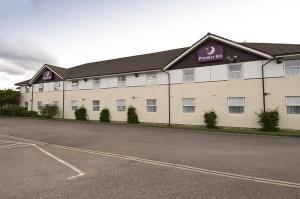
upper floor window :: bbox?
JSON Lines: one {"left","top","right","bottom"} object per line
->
{"left": 54, "top": 82, "right": 60, "bottom": 91}
{"left": 116, "top": 99, "right": 126, "bottom": 112}
{"left": 93, "top": 79, "right": 100, "bottom": 89}
{"left": 147, "top": 73, "right": 157, "bottom": 85}
{"left": 182, "top": 98, "right": 195, "bottom": 113}
{"left": 228, "top": 64, "right": 243, "bottom": 80}
{"left": 38, "top": 84, "right": 44, "bottom": 92}
{"left": 118, "top": 76, "right": 126, "bottom": 87}
{"left": 25, "top": 87, "right": 30, "bottom": 93}
{"left": 72, "top": 81, "right": 79, "bottom": 90}
{"left": 183, "top": 69, "right": 195, "bottom": 83}
{"left": 71, "top": 100, "right": 78, "bottom": 111}
{"left": 228, "top": 97, "right": 245, "bottom": 114}
{"left": 285, "top": 60, "right": 300, "bottom": 76}
{"left": 92, "top": 100, "right": 100, "bottom": 111}
{"left": 147, "top": 99, "right": 157, "bottom": 112}
{"left": 286, "top": 96, "right": 300, "bottom": 114}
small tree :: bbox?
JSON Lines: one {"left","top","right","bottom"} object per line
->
{"left": 0, "top": 89, "right": 20, "bottom": 107}
{"left": 127, "top": 106, "right": 140, "bottom": 124}
{"left": 100, "top": 108, "right": 111, "bottom": 122}
{"left": 40, "top": 104, "right": 59, "bottom": 118}
{"left": 203, "top": 110, "right": 217, "bottom": 128}
{"left": 257, "top": 109, "right": 279, "bottom": 131}
{"left": 75, "top": 107, "right": 88, "bottom": 120}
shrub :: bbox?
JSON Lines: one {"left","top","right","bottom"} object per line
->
{"left": 40, "top": 104, "right": 59, "bottom": 118}
{"left": 203, "top": 110, "right": 217, "bottom": 128}
{"left": 75, "top": 107, "right": 88, "bottom": 120}
{"left": 0, "top": 105, "right": 38, "bottom": 117}
{"left": 100, "top": 108, "right": 111, "bottom": 122}
{"left": 24, "top": 111, "right": 39, "bottom": 117}
{"left": 257, "top": 109, "right": 279, "bottom": 131}
{"left": 127, "top": 106, "right": 140, "bottom": 124}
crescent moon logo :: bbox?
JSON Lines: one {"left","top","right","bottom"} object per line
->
{"left": 207, "top": 46, "right": 215, "bottom": 55}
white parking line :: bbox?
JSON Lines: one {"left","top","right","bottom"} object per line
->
{"left": 0, "top": 136, "right": 85, "bottom": 180}
{"left": 1, "top": 133, "right": 300, "bottom": 188}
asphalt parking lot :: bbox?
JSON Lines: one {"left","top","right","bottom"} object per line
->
{"left": 0, "top": 118, "right": 300, "bottom": 198}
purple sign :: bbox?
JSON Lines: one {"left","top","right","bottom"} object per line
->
{"left": 197, "top": 44, "right": 224, "bottom": 62}
{"left": 43, "top": 70, "right": 53, "bottom": 81}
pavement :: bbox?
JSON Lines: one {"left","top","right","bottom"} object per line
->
{"left": 0, "top": 117, "right": 299, "bottom": 199}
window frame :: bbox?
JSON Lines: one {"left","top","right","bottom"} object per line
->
{"left": 182, "top": 98, "right": 196, "bottom": 113}
{"left": 227, "top": 97, "right": 245, "bottom": 114}
{"left": 286, "top": 96, "right": 300, "bottom": 115}
{"left": 71, "top": 100, "right": 78, "bottom": 111}
{"left": 285, "top": 60, "right": 300, "bottom": 77}
{"left": 24, "top": 102, "right": 29, "bottom": 110}
{"left": 93, "top": 79, "right": 100, "bottom": 89}
{"left": 117, "top": 76, "right": 126, "bottom": 88}
{"left": 37, "top": 101, "right": 43, "bottom": 111}
{"left": 72, "top": 81, "right": 79, "bottom": 90}
{"left": 146, "top": 99, "right": 157, "bottom": 112}
{"left": 183, "top": 69, "right": 195, "bottom": 83}
{"left": 147, "top": 73, "right": 157, "bottom": 85}
{"left": 228, "top": 63, "right": 243, "bottom": 80}
{"left": 38, "top": 84, "right": 44, "bottom": 92}
{"left": 116, "top": 99, "right": 126, "bottom": 112}
{"left": 54, "top": 82, "right": 60, "bottom": 91}
{"left": 25, "top": 87, "right": 30, "bottom": 93}
{"left": 92, "top": 100, "right": 100, "bottom": 111}
{"left": 53, "top": 101, "right": 59, "bottom": 107}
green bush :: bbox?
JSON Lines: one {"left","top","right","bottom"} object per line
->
{"left": 40, "top": 104, "right": 59, "bottom": 118}
{"left": 257, "top": 109, "right": 279, "bottom": 131}
{"left": 0, "top": 105, "right": 38, "bottom": 117}
{"left": 75, "top": 107, "right": 88, "bottom": 120}
{"left": 100, "top": 108, "right": 111, "bottom": 122}
{"left": 127, "top": 106, "right": 140, "bottom": 124}
{"left": 24, "top": 111, "right": 39, "bottom": 117}
{"left": 204, "top": 110, "right": 217, "bottom": 128}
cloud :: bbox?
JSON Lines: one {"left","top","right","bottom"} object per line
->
{"left": 0, "top": 37, "right": 57, "bottom": 75}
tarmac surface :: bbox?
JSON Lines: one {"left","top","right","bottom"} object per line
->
{"left": 0, "top": 117, "right": 299, "bottom": 198}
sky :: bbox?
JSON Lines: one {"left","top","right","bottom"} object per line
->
{"left": 0, "top": 0, "right": 300, "bottom": 89}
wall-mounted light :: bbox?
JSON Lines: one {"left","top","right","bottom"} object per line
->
{"left": 134, "top": 73, "right": 139, "bottom": 77}
{"left": 277, "top": 57, "right": 283, "bottom": 64}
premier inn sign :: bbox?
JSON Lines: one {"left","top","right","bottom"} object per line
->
{"left": 42, "top": 70, "right": 53, "bottom": 81}
{"left": 197, "top": 44, "right": 224, "bottom": 62}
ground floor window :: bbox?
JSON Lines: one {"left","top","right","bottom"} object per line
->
{"left": 71, "top": 100, "right": 78, "bottom": 111}
{"left": 228, "top": 97, "right": 245, "bottom": 114}
{"left": 92, "top": 100, "right": 100, "bottom": 111}
{"left": 53, "top": 101, "right": 59, "bottom": 107}
{"left": 24, "top": 102, "right": 29, "bottom": 110}
{"left": 147, "top": 99, "right": 157, "bottom": 112}
{"left": 286, "top": 96, "right": 300, "bottom": 114}
{"left": 117, "top": 99, "right": 126, "bottom": 112}
{"left": 182, "top": 98, "right": 195, "bottom": 113}
{"left": 37, "top": 101, "right": 43, "bottom": 111}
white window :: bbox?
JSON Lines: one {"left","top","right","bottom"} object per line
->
{"left": 182, "top": 98, "right": 195, "bottom": 113}
{"left": 71, "top": 100, "right": 78, "bottom": 111}
{"left": 72, "top": 81, "right": 79, "bottom": 90}
{"left": 53, "top": 101, "right": 59, "bottom": 107}
{"left": 183, "top": 69, "right": 195, "bottom": 83}
{"left": 285, "top": 60, "right": 300, "bottom": 76}
{"left": 118, "top": 76, "right": 126, "bottom": 87}
{"left": 38, "top": 84, "right": 44, "bottom": 92}
{"left": 37, "top": 101, "right": 43, "bottom": 111}
{"left": 286, "top": 96, "right": 300, "bottom": 114}
{"left": 228, "top": 64, "right": 243, "bottom": 80}
{"left": 92, "top": 100, "right": 100, "bottom": 111}
{"left": 228, "top": 97, "right": 245, "bottom": 114}
{"left": 116, "top": 99, "right": 126, "bottom": 112}
{"left": 147, "top": 73, "right": 157, "bottom": 85}
{"left": 147, "top": 99, "right": 157, "bottom": 112}
{"left": 24, "top": 102, "right": 29, "bottom": 110}
{"left": 25, "top": 87, "right": 30, "bottom": 93}
{"left": 93, "top": 79, "right": 100, "bottom": 89}
{"left": 54, "top": 82, "right": 60, "bottom": 91}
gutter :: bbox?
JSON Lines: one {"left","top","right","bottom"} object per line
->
{"left": 261, "top": 59, "right": 275, "bottom": 112}
{"left": 161, "top": 70, "right": 171, "bottom": 126}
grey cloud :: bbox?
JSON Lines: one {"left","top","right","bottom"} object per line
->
{"left": 0, "top": 37, "right": 57, "bottom": 75}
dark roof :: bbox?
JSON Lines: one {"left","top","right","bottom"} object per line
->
{"left": 67, "top": 48, "right": 187, "bottom": 79}
{"left": 240, "top": 43, "right": 300, "bottom": 56}
{"left": 15, "top": 79, "right": 31, "bottom": 86}
{"left": 15, "top": 34, "right": 300, "bottom": 86}
{"left": 45, "top": 64, "right": 69, "bottom": 79}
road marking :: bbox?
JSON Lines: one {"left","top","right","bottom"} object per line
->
{"left": 0, "top": 136, "right": 85, "bottom": 180}
{"left": 1, "top": 133, "right": 300, "bottom": 188}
